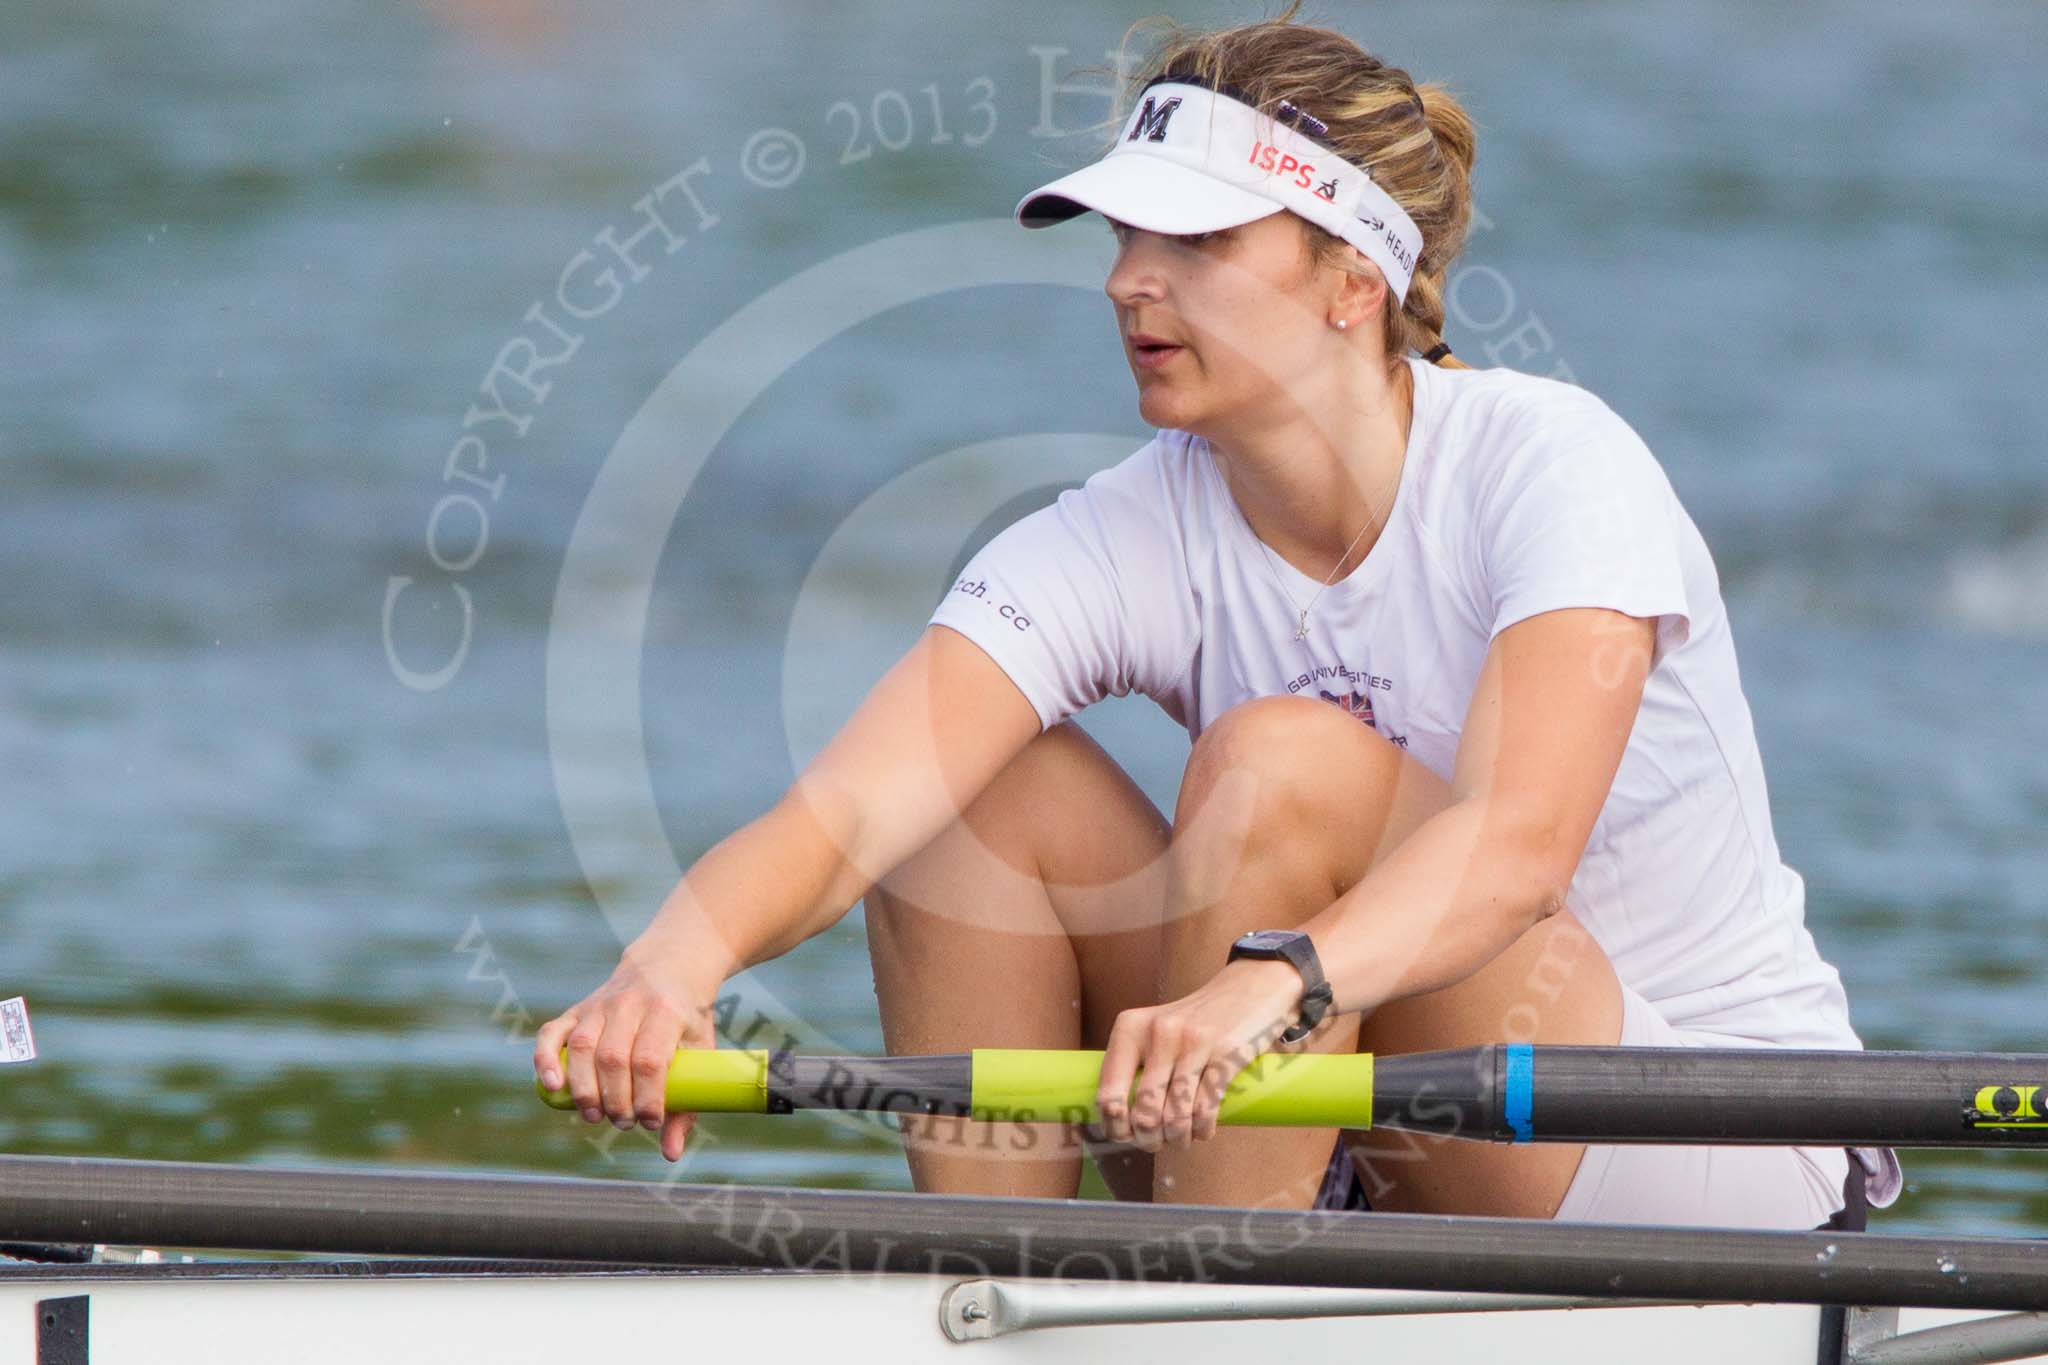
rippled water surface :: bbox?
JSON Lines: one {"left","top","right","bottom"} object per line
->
{"left": 3, "top": 0, "right": 2045, "bottom": 1237}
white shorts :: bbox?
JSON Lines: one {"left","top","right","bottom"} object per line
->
{"left": 1551, "top": 985, "right": 1853, "bottom": 1228}
{"left": 1316, "top": 984, "right": 1897, "bottom": 1228}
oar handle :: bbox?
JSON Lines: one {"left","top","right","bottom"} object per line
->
{"left": 537, "top": 1048, "right": 777, "bottom": 1113}
{"left": 538, "top": 1048, "right": 1379, "bottom": 1127}
{"left": 970, "top": 1049, "right": 1375, "bottom": 1126}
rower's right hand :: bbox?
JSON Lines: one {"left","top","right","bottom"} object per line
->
{"left": 534, "top": 951, "right": 716, "bottom": 1162}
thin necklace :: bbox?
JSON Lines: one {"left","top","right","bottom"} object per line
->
{"left": 1251, "top": 466, "right": 1397, "bottom": 641}
{"left": 1256, "top": 363, "right": 1413, "bottom": 642}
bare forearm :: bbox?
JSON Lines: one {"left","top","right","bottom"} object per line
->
{"left": 536, "top": 629, "right": 1041, "bottom": 1161}
{"left": 625, "top": 629, "right": 1040, "bottom": 986}
{"left": 1300, "top": 796, "right": 1566, "bottom": 1015}
{"left": 627, "top": 787, "right": 872, "bottom": 992}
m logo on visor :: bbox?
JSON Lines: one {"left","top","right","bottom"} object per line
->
{"left": 1127, "top": 95, "right": 1183, "bottom": 143}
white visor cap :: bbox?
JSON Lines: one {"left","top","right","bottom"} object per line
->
{"left": 1015, "top": 78, "right": 1423, "bottom": 304}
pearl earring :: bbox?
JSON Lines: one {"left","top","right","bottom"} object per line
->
{"left": 1333, "top": 318, "right": 1348, "bottom": 331}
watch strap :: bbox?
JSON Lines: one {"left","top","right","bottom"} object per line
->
{"left": 1229, "top": 931, "right": 1334, "bottom": 1044}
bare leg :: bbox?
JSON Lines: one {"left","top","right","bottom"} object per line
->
{"left": 870, "top": 697, "right": 1623, "bottom": 1216}
{"left": 864, "top": 721, "right": 1169, "bottom": 1199}
{"left": 1346, "top": 908, "right": 1622, "bottom": 1217}
{"left": 1152, "top": 695, "right": 1623, "bottom": 1216}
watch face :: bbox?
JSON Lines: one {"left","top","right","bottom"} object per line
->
{"left": 1241, "top": 930, "right": 1298, "bottom": 951}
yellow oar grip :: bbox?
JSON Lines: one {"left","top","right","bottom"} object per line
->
{"left": 968, "top": 1049, "right": 1374, "bottom": 1127}
{"left": 535, "top": 1048, "right": 771, "bottom": 1113}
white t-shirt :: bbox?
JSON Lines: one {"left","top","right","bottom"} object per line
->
{"left": 929, "top": 355, "right": 1862, "bottom": 1051}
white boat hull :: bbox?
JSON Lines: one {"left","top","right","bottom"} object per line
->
{"left": 4, "top": 1266, "right": 2044, "bottom": 1365}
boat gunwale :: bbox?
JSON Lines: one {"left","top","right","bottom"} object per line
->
{"left": 0, "top": 1257, "right": 879, "bottom": 1283}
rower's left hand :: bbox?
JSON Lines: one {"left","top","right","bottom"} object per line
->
{"left": 1095, "top": 957, "right": 1314, "bottom": 1152}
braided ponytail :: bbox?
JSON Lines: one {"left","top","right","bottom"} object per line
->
{"left": 1402, "top": 80, "right": 1477, "bottom": 369}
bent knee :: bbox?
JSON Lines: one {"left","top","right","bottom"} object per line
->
{"left": 951, "top": 719, "right": 1101, "bottom": 826}
{"left": 1179, "top": 695, "right": 1404, "bottom": 815}
{"left": 876, "top": 717, "right": 1165, "bottom": 917}
{"left": 1007, "top": 718, "right": 1105, "bottom": 782}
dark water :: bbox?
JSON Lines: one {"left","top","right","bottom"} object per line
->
{"left": 3, "top": 1, "right": 2045, "bottom": 1237}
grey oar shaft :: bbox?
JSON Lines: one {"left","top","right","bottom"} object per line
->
{"left": 771, "top": 1047, "right": 2048, "bottom": 1148}
{"left": 2, "top": 1155, "right": 2045, "bottom": 1313}
{"left": 1469, "top": 1047, "right": 2048, "bottom": 1148}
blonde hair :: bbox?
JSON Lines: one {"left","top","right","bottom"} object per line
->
{"left": 1104, "top": 2, "right": 1477, "bottom": 370}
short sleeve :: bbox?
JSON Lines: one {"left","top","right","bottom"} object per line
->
{"left": 1481, "top": 400, "right": 1693, "bottom": 671}
{"left": 927, "top": 462, "right": 1189, "bottom": 730}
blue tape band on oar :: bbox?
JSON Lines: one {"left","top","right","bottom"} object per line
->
{"left": 1504, "top": 1042, "right": 1534, "bottom": 1143}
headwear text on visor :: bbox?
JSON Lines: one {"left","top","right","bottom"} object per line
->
{"left": 1015, "top": 74, "right": 1424, "bottom": 306}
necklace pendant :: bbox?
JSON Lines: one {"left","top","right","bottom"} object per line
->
{"left": 1293, "top": 613, "right": 1310, "bottom": 642}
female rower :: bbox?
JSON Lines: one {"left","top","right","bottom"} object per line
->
{"left": 536, "top": 6, "right": 1897, "bottom": 1229}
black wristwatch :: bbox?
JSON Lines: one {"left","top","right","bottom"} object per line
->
{"left": 1227, "top": 929, "right": 1334, "bottom": 1044}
